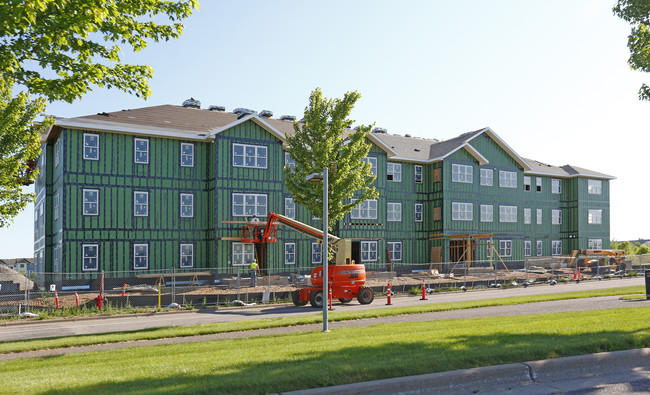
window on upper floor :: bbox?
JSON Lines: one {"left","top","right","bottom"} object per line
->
{"left": 351, "top": 199, "right": 378, "bottom": 220}
{"left": 499, "top": 240, "right": 512, "bottom": 257}
{"left": 552, "top": 179, "right": 561, "bottom": 194}
{"left": 552, "top": 209, "right": 562, "bottom": 225}
{"left": 524, "top": 208, "right": 531, "bottom": 224}
{"left": 53, "top": 244, "right": 61, "bottom": 272}
{"left": 180, "top": 193, "right": 193, "bottom": 218}
{"left": 552, "top": 240, "right": 562, "bottom": 256}
{"left": 54, "top": 192, "right": 60, "bottom": 220}
{"left": 452, "top": 202, "right": 473, "bottom": 221}
{"left": 480, "top": 204, "right": 493, "bottom": 222}
{"left": 414, "top": 165, "right": 423, "bottom": 183}
{"left": 480, "top": 168, "right": 493, "bottom": 186}
{"left": 588, "top": 209, "right": 602, "bottom": 224}
{"left": 82, "top": 244, "right": 99, "bottom": 271}
{"left": 232, "top": 242, "right": 254, "bottom": 266}
{"left": 499, "top": 205, "right": 517, "bottom": 223}
{"left": 360, "top": 241, "right": 378, "bottom": 262}
{"left": 83, "top": 133, "right": 99, "bottom": 160}
{"left": 134, "top": 138, "right": 149, "bottom": 164}
{"left": 232, "top": 193, "right": 267, "bottom": 217}
{"left": 536, "top": 177, "right": 542, "bottom": 192}
{"left": 284, "top": 243, "right": 296, "bottom": 265}
{"left": 387, "top": 162, "right": 402, "bottom": 182}
{"left": 588, "top": 179, "right": 602, "bottom": 195}
{"left": 362, "top": 157, "right": 377, "bottom": 176}
{"left": 387, "top": 241, "right": 402, "bottom": 261}
{"left": 588, "top": 239, "right": 603, "bottom": 249}
{"left": 387, "top": 202, "right": 402, "bottom": 222}
{"left": 524, "top": 176, "right": 531, "bottom": 191}
{"left": 536, "top": 208, "right": 543, "bottom": 225}
{"left": 415, "top": 203, "right": 423, "bottom": 222}
{"left": 452, "top": 164, "right": 473, "bottom": 183}
{"left": 55, "top": 139, "right": 61, "bottom": 167}
{"left": 284, "top": 152, "right": 295, "bottom": 172}
{"left": 499, "top": 171, "right": 517, "bottom": 188}
{"left": 536, "top": 240, "right": 543, "bottom": 256}
{"left": 134, "top": 191, "right": 149, "bottom": 217}
{"left": 134, "top": 244, "right": 149, "bottom": 269}
{"left": 524, "top": 240, "right": 532, "bottom": 257}
{"left": 311, "top": 243, "right": 322, "bottom": 264}
{"left": 180, "top": 244, "right": 194, "bottom": 268}
{"left": 284, "top": 198, "right": 295, "bottom": 219}
{"left": 233, "top": 143, "right": 267, "bottom": 169}
{"left": 181, "top": 143, "right": 194, "bottom": 167}
{"left": 83, "top": 189, "right": 99, "bottom": 216}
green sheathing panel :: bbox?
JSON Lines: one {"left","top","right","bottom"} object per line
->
{"left": 58, "top": 128, "right": 212, "bottom": 273}
{"left": 34, "top": 143, "right": 47, "bottom": 272}
{"left": 213, "top": 121, "right": 285, "bottom": 272}
{"left": 577, "top": 177, "right": 610, "bottom": 249}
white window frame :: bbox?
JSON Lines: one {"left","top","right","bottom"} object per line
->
{"left": 414, "top": 165, "right": 423, "bottom": 183}
{"left": 588, "top": 209, "right": 602, "bottom": 224}
{"left": 588, "top": 179, "right": 602, "bottom": 195}
{"left": 552, "top": 240, "right": 562, "bottom": 256}
{"left": 480, "top": 204, "right": 493, "bottom": 222}
{"left": 284, "top": 198, "right": 296, "bottom": 219}
{"left": 452, "top": 164, "right": 473, "bottom": 183}
{"left": 180, "top": 193, "right": 194, "bottom": 218}
{"left": 232, "top": 193, "right": 268, "bottom": 217}
{"left": 452, "top": 202, "right": 473, "bottom": 221}
{"left": 536, "top": 177, "right": 542, "bottom": 192}
{"left": 387, "top": 162, "right": 402, "bottom": 182}
{"left": 55, "top": 139, "right": 61, "bottom": 167}
{"left": 284, "top": 152, "right": 295, "bottom": 172}
{"left": 232, "top": 143, "right": 267, "bottom": 169}
{"left": 180, "top": 244, "right": 194, "bottom": 268}
{"left": 53, "top": 244, "right": 61, "bottom": 272}
{"left": 536, "top": 208, "right": 543, "bottom": 225}
{"left": 536, "top": 240, "right": 543, "bottom": 256}
{"left": 524, "top": 240, "right": 532, "bottom": 257}
{"left": 499, "top": 170, "right": 517, "bottom": 188}
{"left": 415, "top": 203, "right": 423, "bottom": 222}
{"left": 387, "top": 202, "right": 402, "bottom": 222}
{"left": 311, "top": 243, "right": 322, "bottom": 264}
{"left": 181, "top": 143, "right": 194, "bottom": 167}
{"left": 82, "top": 244, "right": 99, "bottom": 271}
{"left": 524, "top": 208, "right": 531, "bottom": 224}
{"left": 588, "top": 239, "right": 603, "bottom": 249}
{"left": 134, "top": 138, "right": 149, "bottom": 164}
{"left": 362, "top": 157, "right": 378, "bottom": 176}
{"left": 552, "top": 209, "right": 562, "bottom": 225}
{"left": 524, "top": 176, "right": 531, "bottom": 191}
{"left": 551, "top": 179, "right": 561, "bottom": 194}
{"left": 83, "top": 189, "right": 99, "bottom": 216}
{"left": 387, "top": 241, "right": 402, "bottom": 261}
{"left": 480, "top": 168, "right": 493, "bottom": 186}
{"left": 232, "top": 242, "right": 255, "bottom": 266}
{"left": 499, "top": 240, "right": 512, "bottom": 257}
{"left": 134, "top": 191, "right": 149, "bottom": 217}
{"left": 499, "top": 205, "right": 517, "bottom": 223}
{"left": 351, "top": 199, "right": 378, "bottom": 220}
{"left": 133, "top": 244, "right": 149, "bottom": 270}
{"left": 284, "top": 243, "right": 296, "bottom": 265}
{"left": 83, "top": 133, "right": 99, "bottom": 160}
{"left": 360, "top": 241, "right": 378, "bottom": 262}
{"left": 54, "top": 192, "right": 60, "bottom": 220}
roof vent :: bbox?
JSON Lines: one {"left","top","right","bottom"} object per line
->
{"left": 259, "top": 110, "right": 273, "bottom": 118}
{"left": 182, "top": 98, "right": 201, "bottom": 109}
{"left": 372, "top": 127, "right": 387, "bottom": 134}
{"left": 280, "top": 115, "right": 296, "bottom": 121}
{"left": 208, "top": 105, "right": 226, "bottom": 112}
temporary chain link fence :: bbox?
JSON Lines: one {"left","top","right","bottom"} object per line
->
{"left": 1, "top": 254, "right": 648, "bottom": 318}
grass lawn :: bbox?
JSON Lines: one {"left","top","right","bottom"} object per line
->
{"left": 0, "top": 306, "right": 649, "bottom": 394}
{"left": 0, "top": 285, "right": 644, "bottom": 355}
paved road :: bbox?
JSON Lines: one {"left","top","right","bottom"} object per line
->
{"left": 0, "top": 277, "right": 644, "bottom": 343}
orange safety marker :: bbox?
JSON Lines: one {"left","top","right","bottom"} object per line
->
{"left": 75, "top": 291, "right": 79, "bottom": 307}
{"left": 328, "top": 280, "right": 333, "bottom": 311}
{"left": 420, "top": 278, "right": 427, "bottom": 301}
{"left": 54, "top": 290, "right": 60, "bottom": 308}
{"left": 122, "top": 283, "right": 127, "bottom": 297}
{"left": 386, "top": 282, "right": 392, "bottom": 305}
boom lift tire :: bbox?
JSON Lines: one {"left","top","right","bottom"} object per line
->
{"left": 338, "top": 298, "right": 353, "bottom": 304}
{"left": 310, "top": 290, "right": 324, "bottom": 308}
{"left": 356, "top": 287, "right": 374, "bottom": 305}
{"left": 292, "top": 290, "right": 308, "bottom": 306}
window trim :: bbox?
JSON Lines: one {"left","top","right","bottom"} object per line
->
{"left": 232, "top": 143, "right": 268, "bottom": 169}
{"left": 452, "top": 163, "right": 473, "bottom": 184}
{"left": 480, "top": 204, "right": 493, "bottom": 222}
{"left": 524, "top": 240, "right": 532, "bottom": 257}
{"left": 54, "top": 192, "right": 60, "bottom": 220}
{"left": 387, "top": 162, "right": 402, "bottom": 182}
{"left": 588, "top": 179, "right": 602, "bottom": 195}
{"left": 55, "top": 139, "right": 61, "bottom": 167}
{"left": 82, "top": 243, "right": 99, "bottom": 271}
{"left": 362, "top": 157, "right": 378, "bottom": 176}
{"left": 552, "top": 240, "right": 562, "bottom": 256}
{"left": 82, "top": 188, "right": 99, "bottom": 216}
{"left": 551, "top": 178, "right": 561, "bottom": 194}
{"left": 552, "top": 209, "right": 562, "bottom": 225}
{"left": 536, "top": 240, "right": 543, "bottom": 256}
{"left": 524, "top": 208, "right": 531, "bottom": 224}
{"left": 360, "top": 241, "right": 378, "bottom": 262}
{"left": 232, "top": 242, "right": 255, "bottom": 266}
{"left": 284, "top": 152, "right": 295, "bottom": 172}
{"left": 351, "top": 199, "right": 378, "bottom": 220}
{"left": 588, "top": 209, "right": 602, "bottom": 224}
{"left": 499, "top": 240, "right": 512, "bottom": 257}
{"left": 536, "top": 177, "right": 542, "bottom": 192}
{"left": 311, "top": 243, "right": 322, "bottom": 264}
{"left": 180, "top": 244, "right": 194, "bottom": 268}
{"left": 480, "top": 168, "right": 493, "bottom": 186}
{"left": 134, "top": 138, "right": 149, "bottom": 164}
{"left": 83, "top": 133, "right": 99, "bottom": 161}
{"left": 414, "top": 203, "right": 423, "bottom": 222}
{"left": 414, "top": 165, "right": 423, "bottom": 183}
{"left": 133, "top": 243, "right": 149, "bottom": 270}
{"left": 536, "top": 208, "right": 543, "bottom": 225}
{"left": 499, "top": 170, "right": 517, "bottom": 188}
{"left": 499, "top": 205, "right": 517, "bottom": 223}
{"left": 452, "top": 202, "right": 473, "bottom": 221}
{"left": 232, "top": 193, "right": 268, "bottom": 217}
{"left": 284, "top": 242, "right": 296, "bottom": 265}
{"left": 180, "top": 193, "right": 194, "bottom": 218}
{"left": 387, "top": 241, "right": 402, "bottom": 262}
{"left": 588, "top": 238, "right": 603, "bottom": 249}
{"left": 387, "top": 202, "right": 402, "bottom": 222}
{"left": 284, "top": 197, "right": 296, "bottom": 219}
{"left": 181, "top": 142, "right": 194, "bottom": 167}
{"left": 133, "top": 191, "right": 149, "bottom": 217}
{"left": 524, "top": 176, "right": 531, "bottom": 192}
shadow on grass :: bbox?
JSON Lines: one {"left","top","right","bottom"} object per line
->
{"left": 38, "top": 328, "right": 650, "bottom": 395}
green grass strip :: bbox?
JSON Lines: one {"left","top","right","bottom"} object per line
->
{"left": 0, "top": 306, "right": 649, "bottom": 395}
{"left": 0, "top": 285, "right": 643, "bottom": 355}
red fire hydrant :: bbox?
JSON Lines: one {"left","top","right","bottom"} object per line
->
{"left": 94, "top": 294, "right": 104, "bottom": 310}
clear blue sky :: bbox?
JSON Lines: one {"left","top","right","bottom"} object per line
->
{"left": 1, "top": 0, "right": 648, "bottom": 258}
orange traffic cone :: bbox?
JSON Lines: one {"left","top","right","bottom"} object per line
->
{"left": 54, "top": 290, "right": 60, "bottom": 309}
{"left": 386, "top": 282, "right": 392, "bottom": 305}
{"left": 75, "top": 291, "right": 79, "bottom": 307}
{"left": 420, "top": 278, "right": 427, "bottom": 301}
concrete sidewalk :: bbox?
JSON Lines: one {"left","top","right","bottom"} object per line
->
{"left": 282, "top": 348, "right": 650, "bottom": 394}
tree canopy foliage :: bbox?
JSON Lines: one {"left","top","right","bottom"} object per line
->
{"left": 284, "top": 88, "right": 378, "bottom": 232}
{"left": 611, "top": 240, "right": 650, "bottom": 255}
{"left": 613, "top": 0, "right": 650, "bottom": 100}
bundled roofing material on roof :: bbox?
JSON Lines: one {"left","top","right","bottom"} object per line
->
{"left": 182, "top": 98, "right": 201, "bottom": 109}
{"left": 259, "top": 110, "right": 273, "bottom": 118}
{"left": 280, "top": 115, "right": 296, "bottom": 121}
{"left": 208, "top": 105, "right": 226, "bottom": 112}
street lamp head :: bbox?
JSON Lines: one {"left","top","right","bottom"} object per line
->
{"left": 306, "top": 172, "right": 324, "bottom": 182}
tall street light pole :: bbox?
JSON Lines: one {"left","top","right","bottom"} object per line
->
{"left": 306, "top": 167, "right": 329, "bottom": 332}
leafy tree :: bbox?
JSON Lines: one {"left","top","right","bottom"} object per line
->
{"left": 0, "top": 78, "right": 53, "bottom": 227}
{"left": 284, "top": 88, "right": 378, "bottom": 233}
{"left": 613, "top": 0, "right": 650, "bottom": 100}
